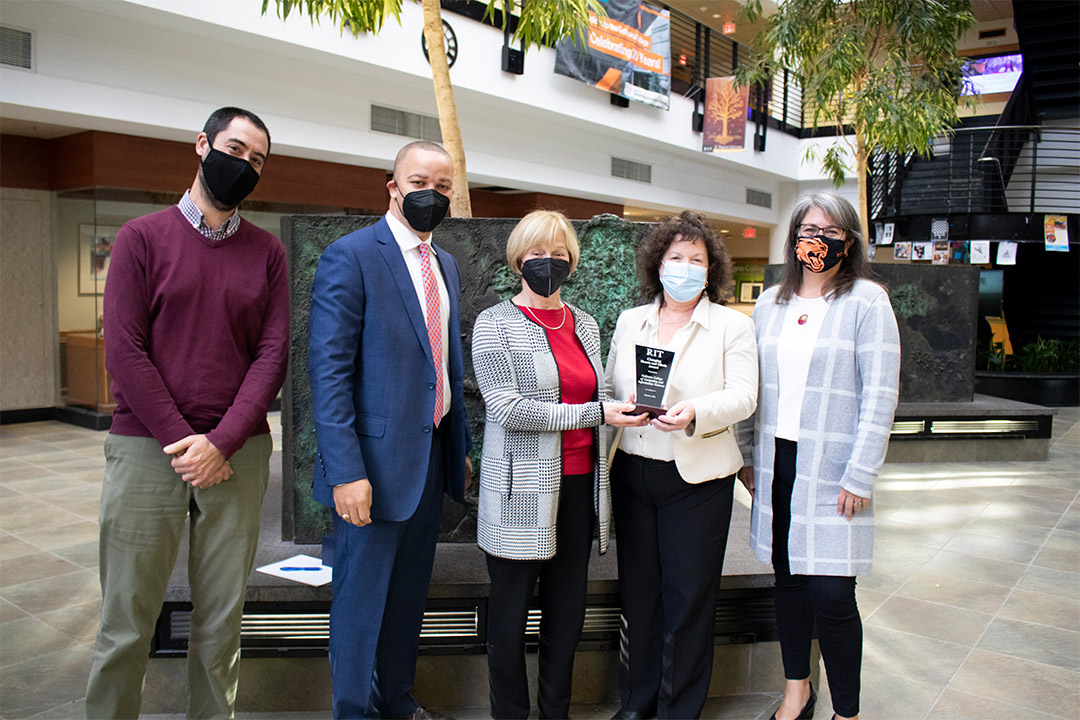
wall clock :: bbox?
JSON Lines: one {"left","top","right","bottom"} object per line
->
{"left": 421, "top": 20, "right": 458, "bottom": 69}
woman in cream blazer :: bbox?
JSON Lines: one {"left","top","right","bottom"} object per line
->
{"left": 605, "top": 211, "right": 758, "bottom": 720}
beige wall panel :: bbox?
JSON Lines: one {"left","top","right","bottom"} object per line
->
{"left": 1, "top": 188, "right": 57, "bottom": 410}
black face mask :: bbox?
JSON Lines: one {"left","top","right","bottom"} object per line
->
{"left": 200, "top": 148, "right": 260, "bottom": 209}
{"left": 398, "top": 187, "right": 451, "bottom": 233}
{"left": 521, "top": 258, "right": 571, "bottom": 297}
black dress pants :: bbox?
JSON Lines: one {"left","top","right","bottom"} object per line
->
{"left": 772, "top": 438, "right": 862, "bottom": 718}
{"left": 611, "top": 451, "right": 735, "bottom": 720}
{"left": 486, "top": 473, "right": 595, "bottom": 720}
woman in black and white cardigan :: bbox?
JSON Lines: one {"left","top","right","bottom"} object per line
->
{"left": 472, "top": 210, "right": 647, "bottom": 720}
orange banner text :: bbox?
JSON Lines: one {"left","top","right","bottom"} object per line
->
{"left": 588, "top": 12, "right": 652, "bottom": 49}
{"left": 588, "top": 28, "right": 664, "bottom": 73}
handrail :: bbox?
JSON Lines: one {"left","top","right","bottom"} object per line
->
{"left": 965, "top": 124, "right": 1080, "bottom": 132}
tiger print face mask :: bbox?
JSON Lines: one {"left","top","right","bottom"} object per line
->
{"left": 795, "top": 235, "right": 847, "bottom": 273}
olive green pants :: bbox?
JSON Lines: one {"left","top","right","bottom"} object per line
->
{"left": 86, "top": 433, "right": 271, "bottom": 720}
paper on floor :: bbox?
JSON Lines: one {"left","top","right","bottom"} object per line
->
{"left": 256, "top": 554, "right": 331, "bottom": 587}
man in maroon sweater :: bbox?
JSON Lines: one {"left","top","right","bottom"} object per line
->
{"left": 86, "top": 107, "right": 289, "bottom": 719}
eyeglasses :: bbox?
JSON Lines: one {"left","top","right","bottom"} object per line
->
{"left": 797, "top": 224, "right": 845, "bottom": 240}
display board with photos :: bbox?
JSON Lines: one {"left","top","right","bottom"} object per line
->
{"left": 877, "top": 214, "right": 1072, "bottom": 269}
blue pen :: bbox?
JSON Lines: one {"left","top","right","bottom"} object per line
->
{"left": 280, "top": 566, "right": 323, "bottom": 571}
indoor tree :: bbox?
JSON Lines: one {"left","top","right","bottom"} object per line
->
{"left": 737, "top": 0, "right": 977, "bottom": 239}
{"left": 262, "top": 0, "right": 605, "bottom": 218}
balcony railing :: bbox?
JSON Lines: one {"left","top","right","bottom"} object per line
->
{"left": 870, "top": 125, "right": 1080, "bottom": 219}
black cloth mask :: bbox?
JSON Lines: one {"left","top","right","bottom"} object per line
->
{"left": 521, "top": 258, "right": 571, "bottom": 297}
{"left": 200, "top": 148, "right": 260, "bottom": 208}
{"left": 399, "top": 188, "right": 451, "bottom": 233}
{"left": 795, "top": 235, "right": 848, "bottom": 273}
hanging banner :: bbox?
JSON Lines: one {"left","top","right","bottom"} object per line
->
{"left": 1044, "top": 214, "right": 1070, "bottom": 252}
{"left": 702, "top": 77, "right": 750, "bottom": 153}
{"left": 930, "top": 218, "right": 950, "bottom": 241}
{"left": 932, "top": 241, "right": 950, "bottom": 265}
{"left": 554, "top": 0, "right": 671, "bottom": 110}
{"left": 881, "top": 222, "right": 895, "bottom": 245}
{"left": 997, "top": 241, "right": 1018, "bottom": 265}
{"left": 970, "top": 240, "right": 991, "bottom": 264}
{"left": 950, "top": 241, "right": 970, "bottom": 264}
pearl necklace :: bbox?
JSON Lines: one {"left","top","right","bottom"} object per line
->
{"left": 524, "top": 304, "right": 567, "bottom": 331}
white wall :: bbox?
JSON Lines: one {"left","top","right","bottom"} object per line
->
{"left": 958, "top": 19, "right": 1020, "bottom": 54}
{"left": 0, "top": 0, "right": 840, "bottom": 230}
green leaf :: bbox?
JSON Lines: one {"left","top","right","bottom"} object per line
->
{"left": 744, "top": 0, "right": 976, "bottom": 217}
{"left": 262, "top": 0, "right": 407, "bottom": 35}
{"left": 265, "top": 0, "right": 601, "bottom": 49}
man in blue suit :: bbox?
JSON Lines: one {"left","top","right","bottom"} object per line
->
{"left": 308, "top": 141, "right": 471, "bottom": 719}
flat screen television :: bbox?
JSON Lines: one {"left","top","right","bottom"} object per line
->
{"left": 962, "top": 53, "right": 1023, "bottom": 96}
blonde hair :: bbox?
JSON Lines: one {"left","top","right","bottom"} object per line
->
{"left": 506, "top": 210, "right": 580, "bottom": 275}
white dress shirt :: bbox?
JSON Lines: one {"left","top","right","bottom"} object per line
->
{"left": 386, "top": 212, "right": 451, "bottom": 421}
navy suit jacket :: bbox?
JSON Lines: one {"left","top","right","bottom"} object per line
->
{"left": 308, "top": 217, "right": 470, "bottom": 522}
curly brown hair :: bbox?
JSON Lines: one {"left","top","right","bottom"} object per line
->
{"left": 637, "top": 210, "right": 734, "bottom": 305}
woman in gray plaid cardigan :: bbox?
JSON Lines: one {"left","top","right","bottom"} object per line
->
{"left": 472, "top": 211, "right": 648, "bottom": 720}
{"left": 738, "top": 193, "right": 900, "bottom": 720}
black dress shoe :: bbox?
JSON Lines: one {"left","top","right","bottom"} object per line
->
{"left": 611, "top": 709, "right": 657, "bottom": 720}
{"left": 769, "top": 682, "right": 816, "bottom": 720}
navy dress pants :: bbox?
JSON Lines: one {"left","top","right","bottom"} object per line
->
{"left": 328, "top": 430, "right": 445, "bottom": 720}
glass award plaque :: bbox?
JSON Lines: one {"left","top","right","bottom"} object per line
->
{"left": 633, "top": 344, "right": 675, "bottom": 418}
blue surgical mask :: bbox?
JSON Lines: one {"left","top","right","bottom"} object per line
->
{"left": 660, "top": 261, "right": 707, "bottom": 303}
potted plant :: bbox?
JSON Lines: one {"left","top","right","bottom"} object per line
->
{"left": 976, "top": 336, "right": 1080, "bottom": 406}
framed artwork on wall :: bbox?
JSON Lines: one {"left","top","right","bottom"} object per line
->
{"left": 79, "top": 224, "right": 120, "bottom": 296}
{"left": 739, "top": 281, "right": 764, "bottom": 303}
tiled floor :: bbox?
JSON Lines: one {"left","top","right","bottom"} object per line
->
{"left": 1, "top": 410, "right": 1077, "bottom": 719}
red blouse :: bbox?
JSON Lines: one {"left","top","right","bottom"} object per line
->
{"left": 517, "top": 305, "right": 597, "bottom": 475}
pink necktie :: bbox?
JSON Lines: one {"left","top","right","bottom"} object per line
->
{"left": 417, "top": 243, "right": 444, "bottom": 426}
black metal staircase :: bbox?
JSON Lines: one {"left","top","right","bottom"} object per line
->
{"left": 1012, "top": 0, "right": 1080, "bottom": 121}
{"left": 867, "top": 1, "right": 1080, "bottom": 354}
{"left": 870, "top": 119, "right": 1078, "bottom": 219}
{"left": 871, "top": 1, "right": 1079, "bottom": 222}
